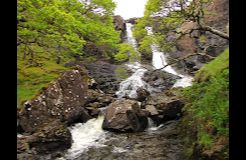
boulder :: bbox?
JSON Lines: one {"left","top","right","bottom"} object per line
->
{"left": 18, "top": 66, "right": 90, "bottom": 133}
{"left": 17, "top": 120, "right": 71, "bottom": 158}
{"left": 142, "top": 70, "right": 181, "bottom": 91}
{"left": 102, "top": 99, "right": 148, "bottom": 132}
{"left": 136, "top": 87, "right": 150, "bottom": 102}
{"left": 145, "top": 89, "right": 184, "bottom": 124}
{"left": 28, "top": 119, "right": 72, "bottom": 154}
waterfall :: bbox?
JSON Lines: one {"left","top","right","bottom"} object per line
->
{"left": 116, "top": 23, "right": 157, "bottom": 98}
{"left": 125, "top": 23, "right": 138, "bottom": 49}
{"left": 147, "top": 118, "right": 164, "bottom": 131}
{"left": 146, "top": 27, "right": 193, "bottom": 88}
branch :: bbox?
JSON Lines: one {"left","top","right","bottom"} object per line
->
{"left": 200, "top": 25, "right": 229, "bottom": 40}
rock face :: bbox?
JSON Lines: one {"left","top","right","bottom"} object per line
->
{"left": 151, "top": 0, "right": 229, "bottom": 75}
{"left": 126, "top": 17, "right": 138, "bottom": 24}
{"left": 144, "top": 89, "right": 184, "bottom": 125}
{"left": 113, "top": 15, "right": 126, "bottom": 41}
{"left": 84, "top": 61, "right": 120, "bottom": 94}
{"left": 102, "top": 99, "right": 148, "bottom": 132}
{"left": 113, "top": 15, "right": 126, "bottom": 31}
{"left": 18, "top": 66, "right": 90, "bottom": 133}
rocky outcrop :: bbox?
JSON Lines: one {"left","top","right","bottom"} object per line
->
{"left": 126, "top": 17, "right": 138, "bottom": 24}
{"left": 113, "top": 15, "right": 126, "bottom": 41}
{"left": 83, "top": 61, "right": 121, "bottom": 94}
{"left": 144, "top": 89, "right": 184, "bottom": 125}
{"left": 18, "top": 66, "right": 91, "bottom": 133}
{"left": 102, "top": 99, "right": 148, "bottom": 132}
{"left": 142, "top": 70, "right": 181, "bottom": 91}
{"left": 151, "top": 0, "right": 229, "bottom": 75}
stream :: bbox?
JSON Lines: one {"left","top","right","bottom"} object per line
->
{"left": 56, "top": 1, "right": 193, "bottom": 159}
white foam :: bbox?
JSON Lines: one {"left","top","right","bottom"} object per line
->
{"left": 64, "top": 116, "right": 108, "bottom": 159}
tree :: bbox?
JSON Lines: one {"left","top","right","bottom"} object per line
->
{"left": 17, "top": 0, "right": 120, "bottom": 65}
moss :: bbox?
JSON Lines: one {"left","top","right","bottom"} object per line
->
{"left": 17, "top": 53, "right": 68, "bottom": 108}
{"left": 180, "top": 48, "right": 229, "bottom": 157}
{"left": 115, "top": 66, "right": 129, "bottom": 80}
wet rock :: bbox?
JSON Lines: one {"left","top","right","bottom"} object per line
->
{"left": 84, "top": 61, "right": 120, "bottom": 94}
{"left": 102, "top": 99, "right": 148, "bottom": 132}
{"left": 136, "top": 87, "right": 150, "bottom": 102}
{"left": 28, "top": 119, "right": 72, "bottom": 154}
{"left": 18, "top": 66, "right": 89, "bottom": 133}
{"left": 145, "top": 89, "right": 184, "bottom": 124}
{"left": 75, "top": 120, "right": 188, "bottom": 160}
{"left": 84, "top": 89, "right": 116, "bottom": 113}
{"left": 17, "top": 120, "right": 71, "bottom": 158}
{"left": 142, "top": 70, "right": 181, "bottom": 91}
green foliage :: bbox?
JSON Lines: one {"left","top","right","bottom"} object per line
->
{"left": 181, "top": 48, "right": 229, "bottom": 149}
{"left": 198, "top": 132, "right": 213, "bottom": 148}
{"left": 115, "top": 66, "right": 129, "bottom": 80}
{"left": 17, "top": 57, "right": 68, "bottom": 108}
{"left": 17, "top": 0, "right": 120, "bottom": 63}
{"left": 132, "top": 0, "right": 185, "bottom": 58}
{"left": 17, "top": 0, "right": 121, "bottom": 108}
{"left": 198, "top": 35, "right": 207, "bottom": 44}
{"left": 114, "top": 43, "right": 139, "bottom": 62}
{"left": 195, "top": 48, "right": 229, "bottom": 82}
{"left": 137, "top": 36, "right": 152, "bottom": 59}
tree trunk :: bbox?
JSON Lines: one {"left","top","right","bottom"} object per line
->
{"left": 201, "top": 26, "right": 229, "bottom": 40}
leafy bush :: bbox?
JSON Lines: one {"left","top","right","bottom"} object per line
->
{"left": 114, "top": 43, "right": 139, "bottom": 62}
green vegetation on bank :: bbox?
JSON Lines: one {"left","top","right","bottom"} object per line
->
{"left": 17, "top": 0, "right": 122, "bottom": 108}
{"left": 114, "top": 43, "right": 140, "bottom": 62}
{"left": 180, "top": 48, "right": 229, "bottom": 157}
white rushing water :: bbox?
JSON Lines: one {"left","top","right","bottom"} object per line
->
{"left": 64, "top": 116, "right": 108, "bottom": 159}
{"left": 116, "top": 23, "right": 158, "bottom": 98}
{"left": 63, "top": 1, "right": 194, "bottom": 157}
{"left": 146, "top": 27, "right": 193, "bottom": 88}
{"left": 125, "top": 23, "right": 138, "bottom": 49}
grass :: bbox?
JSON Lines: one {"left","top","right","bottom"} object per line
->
{"left": 17, "top": 49, "right": 69, "bottom": 108}
{"left": 195, "top": 48, "right": 229, "bottom": 82}
{"left": 180, "top": 48, "right": 229, "bottom": 155}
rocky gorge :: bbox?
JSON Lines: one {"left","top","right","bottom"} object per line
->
{"left": 17, "top": 24, "right": 190, "bottom": 158}
{"left": 17, "top": 0, "right": 229, "bottom": 159}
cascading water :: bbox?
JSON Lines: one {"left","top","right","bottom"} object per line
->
{"left": 146, "top": 27, "right": 193, "bottom": 88}
{"left": 59, "top": 2, "right": 194, "bottom": 159}
{"left": 63, "top": 116, "right": 107, "bottom": 159}
{"left": 116, "top": 23, "right": 157, "bottom": 98}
